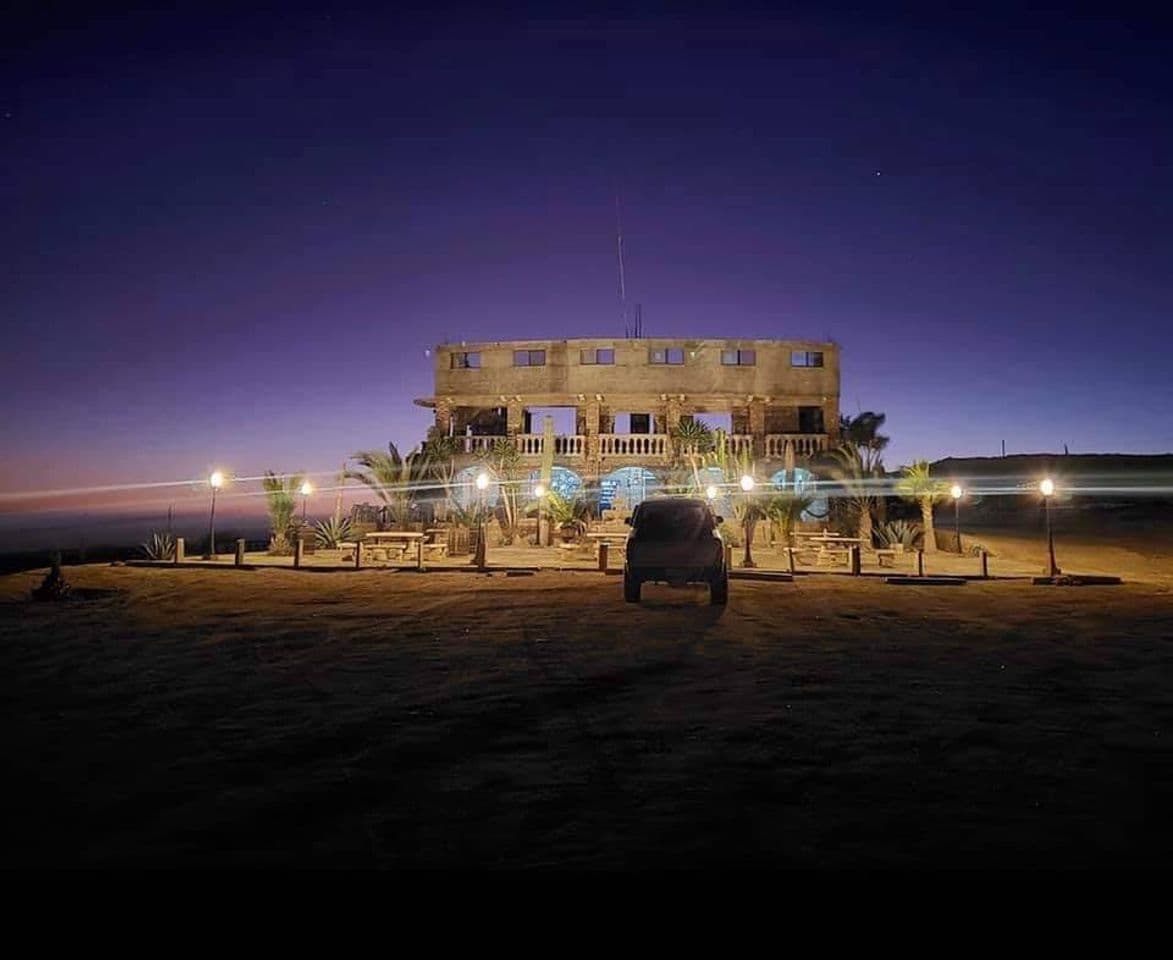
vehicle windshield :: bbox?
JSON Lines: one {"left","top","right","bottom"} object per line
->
{"left": 632, "top": 502, "right": 714, "bottom": 541}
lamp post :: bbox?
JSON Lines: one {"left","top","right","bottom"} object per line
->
{"left": 474, "top": 470, "right": 490, "bottom": 569}
{"left": 204, "top": 470, "right": 224, "bottom": 559}
{"left": 534, "top": 482, "right": 547, "bottom": 547}
{"left": 739, "top": 473, "right": 756, "bottom": 568}
{"left": 950, "top": 483, "right": 963, "bottom": 553}
{"left": 1040, "top": 477, "right": 1059, "bottom": 577}
{"left": 300, "top": 480, "right": 313, "bottom": 522}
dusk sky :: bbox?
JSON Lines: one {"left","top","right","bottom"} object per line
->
{"left": 4, "top": 3, "right": 1171, "bottom": 502}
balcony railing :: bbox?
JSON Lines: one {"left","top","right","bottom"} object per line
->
{"left": 679, "top": 434, "right": 753, "bottom": 458}
{"left": 460, "top": 435, "right": 501, "bottom": 454}
{"left": 599, "top": 434, "right": 669, "bottom": 458}
{"left": 458, "top": 432, "right": 828, "bottom": 462}
{"left": 765, "top": 433, "right": 829, "bottom": 459}
{"left": 513, "top": 434, "right": 586, "bottom": 457}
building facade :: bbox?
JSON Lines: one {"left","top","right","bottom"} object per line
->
{"left": 416, "top": 337, "right": 839, "bottom": 498}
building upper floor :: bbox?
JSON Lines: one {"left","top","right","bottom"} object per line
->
{"left": 426, "top": 337, "right": 839, "bottom": 403}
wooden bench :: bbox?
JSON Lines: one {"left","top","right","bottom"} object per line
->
{"left": 816, "top": 548, "right": 851, "bottom": 567}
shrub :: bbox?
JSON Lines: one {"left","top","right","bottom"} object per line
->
{"left": 313, "top": 516, "right": 353, "bottom": 549}
{"left": 874, "top": 520, "right": 922, "bottom": 550}
{"left": 140, "top": 530, "right": 176, "bottom": 561}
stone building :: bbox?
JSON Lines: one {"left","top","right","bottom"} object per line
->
{"left": 414, "top": 336, "right": 839, "bottom": 506}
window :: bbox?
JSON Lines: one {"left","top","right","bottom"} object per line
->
{"left": 798, "top": 406, "right": 825, "bottom": 434}
{"left": 451, "top": 351, "right": 480, "bottom": 369}
{"left": 721, "top": 349, "right": 756, "bottom": 366}
{"left": 513, "top": 349, "right": 546, "bottom": 367}
{"left": 580, "top": 348, "right": 615, "bottom": 365}
{"left": 791, "top": 351, "right": 824, "bottom": 368}
{"left": 649, "top": 347, "right": 685, "bottom": 365}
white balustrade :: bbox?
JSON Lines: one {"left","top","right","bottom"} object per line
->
{"left": 512, "top": 434, "right": 586, "bottom": 457}
{"left": 765, "top": 434, "right": 829, "bottom": 458}
{"left": 460, "top": 435, "right": 500, "bottom": 454}
{"left": 724, "top": 434, "right": 754, "bottom": 457}
{"left": 598, "top": 434, "right": 669, "bottom": 458}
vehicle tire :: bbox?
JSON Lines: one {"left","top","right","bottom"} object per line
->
{"left": 623, "top": 571, "right": 641, "bottom": 603}
{"left": 709, "top": 572, "right": 729, "bottom": 605}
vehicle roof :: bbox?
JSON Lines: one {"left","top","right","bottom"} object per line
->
{"left": 633, "top": 497, "right": 712, "bottom": 510}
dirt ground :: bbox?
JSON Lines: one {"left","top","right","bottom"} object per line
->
{"left": 3, "top": 563, "right": 1172, "bottom": 868}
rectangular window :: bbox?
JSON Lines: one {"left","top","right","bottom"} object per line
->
{"left": 791, "top": 351, "right": 824, "bottom": 368}
{"left": 580, "top": 348, "right": 615, "bottom": 365}
{"left": 721, "top": 349, "right": 756, "bottom": 366}
{"left": 650, "top": 347, "right": 685, "bottom": 365}
{"left": 451, "top": 352, "right": 481, "bottom": 369}
{"left": 513, "top": 349, "right": 546, "bottom": 367}
{"left": 798, "top": 406, "right": 825, "bottom": 434}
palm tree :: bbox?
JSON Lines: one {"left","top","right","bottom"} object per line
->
{"left": 895, "top": 460, "right": 948, "bottom": 553}
{"left": 766, "top": 490, "right": 816, "bottom": 549}
{"left": 262, "top": 471, "right": 306, "bottom": 554}
{"left": 818, "top": 443, "right": 882, "bottom": 547}
{"left": 345, "top": 443, "right": 429, "bottom": 530}
{"left": 421, "top": 435, "right": 461, "bottom": 516}
{"left": 672, "top": 419, "right": 715, "bottom": 492}
{"left": 711, "top": 442, "right": 763, "bottom": 566}
{"left": 840, "top": 411, "right": 889, "bottom": 474}
{"left": 477, "top": 437, "right": 523, "bottom": 544}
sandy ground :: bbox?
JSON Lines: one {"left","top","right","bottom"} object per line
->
{"left": 3, "top": 562, "right": 1172, "bottom": 868}
{"left": 161, "top": 517, "right": 1173, "bottom": 585}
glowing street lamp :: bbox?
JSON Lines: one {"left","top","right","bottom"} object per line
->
{"left": 950, "top": 483, "right": 963, "bottom": 553}
{"left": 739, "top": 473, "right": 757, "bottom": 568}
{"left": 1040, "top": 477, "right": 1059, "bottom": 577}
{"left": 300, "top": 480, "right": 313, "bottom": 521}
{"left": 204, "top": 470, "right": 225, "bottom": 559}
{"left": 706, "top": 484, "right": 719, "bottom": 500}
{"left": 474, "top": 471, "right": 490, "bottom": 569}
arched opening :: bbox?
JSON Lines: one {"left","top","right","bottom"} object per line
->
{"left": 525, "top": 466, "right": 584, "bottom": 501}
{"left": 599, "top": 466, "right": 660, "bottom": 512}
{"left": 452, "top": 465, "right": 501, "bottom": 510}
{"left": 769, "top": 467, "right": 828, "bottom": 522}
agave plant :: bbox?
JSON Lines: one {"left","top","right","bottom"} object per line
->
{"left": 140, "top": 530, "right": 176, "bottom": 561}
{"left": 874, "top": 520, "right": 922, "bottom": 550}
{"left": 313, "top": 516, "right": 353, "bottom": 549}
{"left": 545, "top": 490, "right": 591, "bottom": 540}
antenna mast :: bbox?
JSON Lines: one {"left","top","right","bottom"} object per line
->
{"left": 616, "top": 194, "right": 629, "bottom": 337}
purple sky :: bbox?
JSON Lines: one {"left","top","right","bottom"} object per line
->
{"left": 3, "top": 3, "right": 1171, "bottom": 500}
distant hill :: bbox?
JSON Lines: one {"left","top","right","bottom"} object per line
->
{"left": 931, "top": 453, "right": 1173, "bottom": 480}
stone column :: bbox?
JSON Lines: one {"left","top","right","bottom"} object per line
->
{"left": 732, "top": 406, "right": 749, "bottom": 436}
{"left": 663, "top": 397, "right": 682, "bottom": 435}
{"left": 749, "top": 399, "right": 767, "bottom": 460}
{"left": 506, "top": 399, "right": 525, "bottom": 436}
{"left": 585, "top": 399, "right": 602, "bottom": 469}
{"left": 825, "top": 397, "right": 841, "bottom": 442}
{"left": 434, "top": 397, "right": 453, "bottom": 437}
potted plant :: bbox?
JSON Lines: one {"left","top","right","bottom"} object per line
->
{"left": 546, "top": 490, "right": 590, "bottom": 543}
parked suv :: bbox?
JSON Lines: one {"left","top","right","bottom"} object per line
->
{"left": 623, "top": 497, "right": 729, "bottom": 605}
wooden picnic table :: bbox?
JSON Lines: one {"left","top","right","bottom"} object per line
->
{"left": 364, "top": 531, "right": 425, "bottom": 541}
{"left": 794, "top": 531, "right": 863, "bottom": 567}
